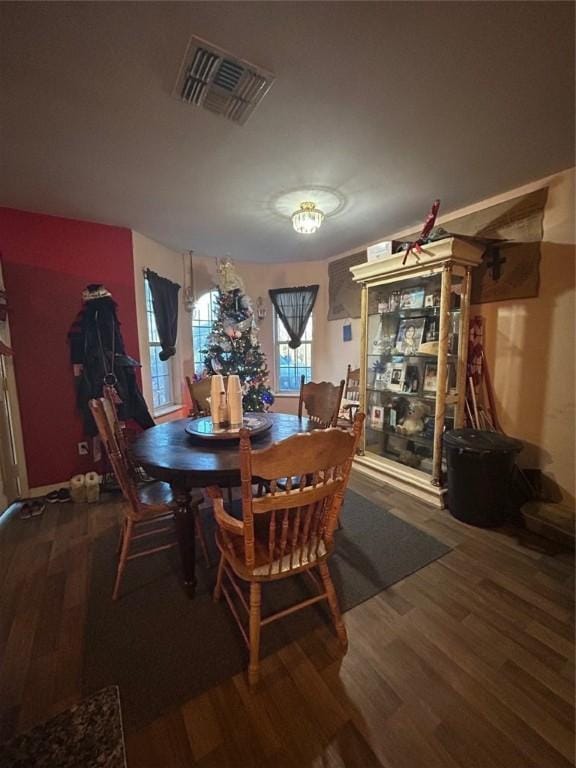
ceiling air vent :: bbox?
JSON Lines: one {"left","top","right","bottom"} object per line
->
{"left": 175, "top": 36, "right": 275, "bottom": 125}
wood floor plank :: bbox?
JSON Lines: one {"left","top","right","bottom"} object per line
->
{"left": 1, "top": 476, "right": 573, "bottom": 768}
{"left": 395, "top": 595, "right": 575, "bottom": 763}
{"left": 181, "top": 690, "right": 224, "bottom": 762}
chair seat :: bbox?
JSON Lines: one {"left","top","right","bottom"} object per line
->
{"left": 137, "top": 480, "right": 176, "bottom": 513}
{"left": 136, "top": 481, "right": 203, "bottom": 516}
{"left": 217, "top": 528, "right": 329, "bottom": 579}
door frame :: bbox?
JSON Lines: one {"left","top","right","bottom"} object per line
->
{"left": 0, "top": 261, "right": 28, "bottom": 508}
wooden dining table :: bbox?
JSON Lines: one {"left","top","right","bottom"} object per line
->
{"left": 131, "top": 412, "right": 314, "bottom": 597}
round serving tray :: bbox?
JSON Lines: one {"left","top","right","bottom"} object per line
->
{"left": 184, "top": 412, "right": 273, "bottom": 441}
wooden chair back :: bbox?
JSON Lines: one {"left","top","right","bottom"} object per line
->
{"left": 185, "top": 376, "right": 212, "bottom": 417}
{"left": 298, "top": 376, "right": 345, "bottom": 427}
{"left": 101, "top": 385, "right": 132, "bottom": 458}
{"left": 89, "top": 398, "right": 143, "bottom": 520}
{"left": 217, "top": 412, "right": 364, "bottom": 576}
{"left": 344, "top": 365, "right": 361, "bottom": 404}
{"left": 186, "top": 376, "right": 230, "bottom": 417}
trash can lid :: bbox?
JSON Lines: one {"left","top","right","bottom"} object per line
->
{"left": 443, "top": 429, "right": 523, "bottom": 453}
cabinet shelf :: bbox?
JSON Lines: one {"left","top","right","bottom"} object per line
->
{"left": 366, "top": 387, "right": 436, "bottom": 400}
{"left": 368, "top": 352, "right": 457, "bottom": 360}
{"left": 351, "top": 236, "right": 485, "bottom": 507}
{"left": 368, "top": 307, "right": 461, "bottom": 320}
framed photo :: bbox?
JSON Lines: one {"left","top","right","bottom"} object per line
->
{"left": 388, "top": 362, "right": 405, "bottom": 391}
{"left": 369, "top": 405, "right": 384, "bottom": 429}
{"left": 402, "top": 364, "right": 420, "bottom": 394}
{"left": 395, "top": 317, "right": 426, "bottom": 355}
{"left": 423, "top": 363, "right": 437, "bottom": 393}
{"left": 400, "top": 286, "right": 425, "bottom": 309}
{"left": 424, "top": 294, "right": 435, "bottom": 308}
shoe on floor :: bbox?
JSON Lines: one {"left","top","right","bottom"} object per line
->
{"left": 45, "top": 488, "right": 71, "bottom": 504}
{"left": 20, "top": 500, "right": 45, "bottom": 519}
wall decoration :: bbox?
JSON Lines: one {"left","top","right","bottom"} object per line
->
{"left": 402, "top": 188, "right": 548, "bottom": 304}
{"left": 342, "top": 322, "right": 352, "bottom": 342}
{"left": 327, "top": 251, "right": 366, "bottom": 320}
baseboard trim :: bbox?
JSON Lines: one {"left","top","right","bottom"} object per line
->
{"left": 353, "top": 454, "right": 446, "bottom": 509}
{"left": 27, "top": 481, "right": 70, "bottom": 499}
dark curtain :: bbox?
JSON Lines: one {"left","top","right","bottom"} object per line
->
{"left": 145, "top": 269, "right": 181, "bottom": 361}
{"left": 268, "top": 285, "right": 319, "bottom": 349}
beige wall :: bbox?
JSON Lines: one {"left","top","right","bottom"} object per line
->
{"left": 324, "top": 168, "right": 576, "bottom": 507}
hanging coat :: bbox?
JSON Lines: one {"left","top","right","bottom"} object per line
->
{"left": 68, "top": 295, "right": 154, "bottom": 436}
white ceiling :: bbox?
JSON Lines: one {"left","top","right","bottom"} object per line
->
{"left": 1, "top": 2, "right": 574, "bottom": 262}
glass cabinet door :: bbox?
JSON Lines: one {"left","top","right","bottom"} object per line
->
{"left": 363, "top": 271, "right": 463, "bottom": 478}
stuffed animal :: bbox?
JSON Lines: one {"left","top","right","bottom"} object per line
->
{"left": 396, "top": 401, "right": 428, "bottom": 436}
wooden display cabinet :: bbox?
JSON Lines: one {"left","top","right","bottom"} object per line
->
{"left": 350, "top": 237, "right": 484, "bottom": 507}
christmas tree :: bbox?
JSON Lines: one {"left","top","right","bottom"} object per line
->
{"left": 202, "top": 259, "right": 274, "bottom": 412}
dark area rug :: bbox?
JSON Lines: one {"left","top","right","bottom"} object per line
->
{"left": 82, "top": 490, "right": 450, "bottom": 729}
{"left": 0, "top": 687, "right": 125, "bottom": 768}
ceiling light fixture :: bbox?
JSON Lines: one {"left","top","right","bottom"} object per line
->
{"left": 291, "top": 201, "right": 325, "bottom": 235}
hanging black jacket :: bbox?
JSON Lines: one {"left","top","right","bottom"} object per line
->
{"left": 69, "top": 296, "right": 154, "bottom": 436}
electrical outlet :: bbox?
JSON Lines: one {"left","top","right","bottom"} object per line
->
{"left": 78, "top": 441, "right": 89, "bottom": 456}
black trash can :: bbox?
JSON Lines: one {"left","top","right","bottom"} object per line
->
{"left": 444, "top": 429, "right": 523, "bottom": 527}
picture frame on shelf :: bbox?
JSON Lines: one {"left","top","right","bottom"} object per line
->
{"left": 388, "top": 362, "right": 405, "bottom": 391}
{"left": 424, "top": 294, "right": 435, "bottom": 308}
{"left": 400, "top": 286, "right": 425, "bottom": 309}
{"left": 402, "top": 364, "right": 420, "bottom": 394}
{"left": 395, "top": 317, "right": 426, "bottom": 355}
{"left": 373, "top": 372, "right": 385, "bottom": 389}
{"left": 423, "top": 363, "right": 437, "bottom": 393}
{"left": 369, "top": 404, "right": 384, "bottom": 429}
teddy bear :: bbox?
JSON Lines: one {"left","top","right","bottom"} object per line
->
{"left": 396, "top": 401, "right": 428, "bottom": 436}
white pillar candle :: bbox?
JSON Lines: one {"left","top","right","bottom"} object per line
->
{"left": 227, "top": 375, "right": 243, "bottom": 427}
{"left": 227, "top": 374, "right": 241, "bottom": 392}
{"left": 210, "top": 375, "right": 224, "bottom": 426}
{"left": 229, "top": 390, "right": 243, "bottom": 428}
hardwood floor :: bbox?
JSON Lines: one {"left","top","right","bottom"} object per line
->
{"left": 0, "top": 474, "right": 574, "bottom": 767}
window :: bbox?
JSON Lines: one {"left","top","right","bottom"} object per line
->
{"left": 275, "top": 312, "right": 313, "bottom": 392}
{"left": 192, "top": 289, "right": 218, "bottom": 374}
{"left": 145, "top": 280, "right": 174, "bottom": 410}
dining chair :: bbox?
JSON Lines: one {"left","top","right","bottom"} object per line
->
{"left": 101, "top": 384, "right": 143, "bottom": 479}
{"left": 298, "top": 375, "right": 345, "bottom": 428}
{"left": 185, "top": 376, "right": 212, "bottom": 417}
{"left": 339, "top": 365, "right": 361, "bottom": 425}
{"left": 208, "top": 411, "right": 365, "bottom": 685}
{"left": 89, "top": 397, "right": 208, "bottom": 600}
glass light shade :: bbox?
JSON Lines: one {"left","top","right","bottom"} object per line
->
{"left": 291, "top": 201, "right": 325, "bottom": 234}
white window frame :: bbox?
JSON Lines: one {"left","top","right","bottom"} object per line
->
{"left": 274, "top": 311, "right": 313, "bottom": 394}
{"left": 145, "top": 279, "right": 175, "bottom": 412}
{"left": 191, "top": 289, "right": 218, "bottom": 375}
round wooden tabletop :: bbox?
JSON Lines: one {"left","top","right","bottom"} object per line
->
{"left": 131, "top": 412, "right": 314, "bottom": 488}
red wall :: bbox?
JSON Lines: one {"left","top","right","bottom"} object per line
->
{"left": 0, "top": 208, "right": 138, "bottom": 489}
